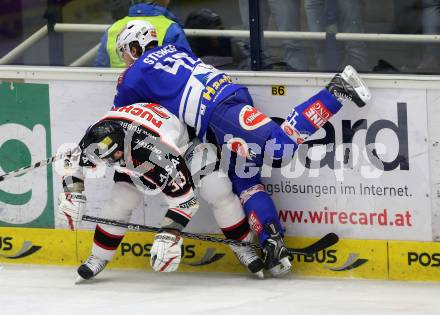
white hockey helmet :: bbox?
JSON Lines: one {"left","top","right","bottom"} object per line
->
{"left": 116, "top": 20, "right": 158, "bottom": 61}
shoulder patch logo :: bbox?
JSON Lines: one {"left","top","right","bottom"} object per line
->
{"left": 239, "top": 105, "right": 271, "bottom": 130}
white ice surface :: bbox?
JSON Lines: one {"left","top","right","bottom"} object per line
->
{"left": 0, "top": 264, "right": 439, "bottom": 315}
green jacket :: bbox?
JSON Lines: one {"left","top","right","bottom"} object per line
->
{"left": 107, "top": 15, "right": 174, "bottom": 68}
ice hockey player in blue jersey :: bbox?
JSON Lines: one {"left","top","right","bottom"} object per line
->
{"left": 113, "top": 21, "right": 371, "bottom": 277}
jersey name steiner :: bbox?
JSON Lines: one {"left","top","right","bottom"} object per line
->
{"left": 142, "top": 45, "right": 178, "bottom": 64}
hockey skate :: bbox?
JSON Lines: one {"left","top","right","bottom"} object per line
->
{"left": 262, "top": 222, "right": 291, "bottom": 277}
{"left": 326, "top": 65, "right": 371, "bottom": 107}
{"left": 76, "top": 254, "right": 108, "bottom": 283}
{"left": 230, "top": 239, "right": 265, "bottom": 279}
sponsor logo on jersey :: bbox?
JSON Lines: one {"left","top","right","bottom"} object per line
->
{"left": 248, "top": 211, "right": 263, "bottom": 234}
{"left": 111, "top": 105, "right": 165, "bottom": 128}
{"left": 283, "top": 124, "right": 294, "bottom": 136}
{"left": 179, "top": 197, "right": 199, "bottom": 209}
{"left": 202, "top": 74, "right": 232, "bottom": 102}
{"left": 238, "top": 105, "right": 271, "bottom": 130}
{"left": 303, "top": 100, "right": 333, "bottom": 129}
{"left": 118, "top": 120, "right": 160, "bottom": 139}
{"left": 141, "top": 103, "right": 170, "bottom": 120}
{"left": 133, "top": 138, "right": 162, "bottom": 154}
{"left": 281, "top": 122, "right": 306, "bottom": 144}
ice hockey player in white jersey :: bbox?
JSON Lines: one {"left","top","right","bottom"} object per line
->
{"left": 58, "top": 103, "right": 265, "bottom": 281}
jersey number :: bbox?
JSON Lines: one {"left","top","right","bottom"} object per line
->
{"left": 153, "top": 53, "right": 198, "bottom": 75}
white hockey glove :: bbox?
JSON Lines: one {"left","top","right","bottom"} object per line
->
{"left": 58, "top": 192, "right": 87, "bottom": 230}
{"left": 150, "top": 231, "right": 183, "bottom": 272}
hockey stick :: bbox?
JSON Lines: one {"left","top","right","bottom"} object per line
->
{"left": 0, "top": 147, "right": 81, "bottom": 183}
{"left": 82, "top": 215, "right": 339, "bottom": 255}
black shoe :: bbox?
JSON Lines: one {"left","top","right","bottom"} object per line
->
{"left": 326, "top": 65, "right": 371, "bottom": 107}
{"left": 230, "top": 232, "right": 265, "bottom": 278}
{"left": 262, "top": 222, "right": 291, "bottom": 277}
{"left": 76, "top": 254, "right": 108, "bottom": 282}
{"left": 232, "top": 245, "right": 265, "bottom": 278}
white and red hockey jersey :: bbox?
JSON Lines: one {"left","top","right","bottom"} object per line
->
{"left": 64, "top": 103, "right": 197, "bottom": 230}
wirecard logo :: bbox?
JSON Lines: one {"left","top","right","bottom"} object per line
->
{"left": 0, "top": 239, "right": 41, "bottom": 259}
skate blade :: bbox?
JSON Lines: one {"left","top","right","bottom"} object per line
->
{"left": 269, "top": 257, "right": 292, "bottom": 278}
{"left": 75, "top": 275, "right": 87, "bottom": 285}
{"left": 341, "top": 65, "right": 371, "bottom": 104}
{"left": 252, "top": 270, "right": 265, "bottom": 279}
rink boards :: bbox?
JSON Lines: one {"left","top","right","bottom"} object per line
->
{"left": 0, "top": 227, "right": 439, "bottom": 282}
{"left": 1, "top": 68, "right": 440, "bottom": 241}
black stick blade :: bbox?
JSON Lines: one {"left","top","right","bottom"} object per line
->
{"left": 286, "top": 232, "right": 339, "bottom": 255}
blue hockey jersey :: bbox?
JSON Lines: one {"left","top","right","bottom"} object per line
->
{"left": 114, "top": 45, "right": 245, "bottom": 138}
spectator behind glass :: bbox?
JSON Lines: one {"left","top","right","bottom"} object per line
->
{"left": 106, "top": 0, "right": 130, "bottom": 21}
{"left": 94, "top": 0, "right": 191, "bottom": 67}
{"left": 417, "top": 0, "right": 440, "bottom": 72}
{"left": 304, "top": 0, "right": 368, "bottom": 72}
{"left": 238, "top": 0, "right": 307, "bottom": 71}
{"left": 184, "top": 8, "right": 247, "bottom": 69}
{"left": 0, "top": 0, "right": 22, "bottom": 41}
